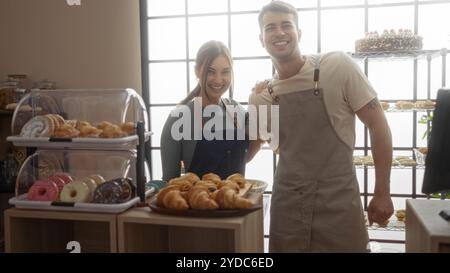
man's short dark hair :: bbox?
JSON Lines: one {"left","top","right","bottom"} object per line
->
{"left": 258, "top": 1, "right": 299, "bottom": 30}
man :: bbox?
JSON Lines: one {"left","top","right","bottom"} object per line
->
{"left": 249, "top": 1, "right": 394, "bottom": 252}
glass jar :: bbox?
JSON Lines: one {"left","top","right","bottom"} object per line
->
{"left": 32, "top": 79, "right": 56, "bottom": 90}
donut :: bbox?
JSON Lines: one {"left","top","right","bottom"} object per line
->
{"left": 27, "top": 180, "right": 59, "bottom": 201}
{"left": 47, "top": 176, "right": 66, "bottom": 194}
{"left": 113, "top": 178, "right": 134, "bottom": 202}
{"left": 89, "top": 174, "right": 106, "bottom": 186}
{"left": 81, "top": 177, "right": 98, "bottom": 201}
{"left": 53, "top": 172, "right": 73, "bottom": 184}
{"left": 92, "top": 181, "right": 123, "bottom": 204}
{"left": 60, "top": 181, "right": 91, "bottom": 203}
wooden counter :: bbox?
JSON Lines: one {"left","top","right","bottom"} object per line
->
{"left": 4, "top": 208, "right": 117, "bottom": 253}
{"left": 118, "top": 206, "right": 264, "bottom": 253}
{"left": 405, "top": 199, "right": 450, "bottom": 253}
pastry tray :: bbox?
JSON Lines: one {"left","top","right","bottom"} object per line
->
{"left": 7, "top": 132, "right": 152, "bottom": 149}
{"left": 9, "top": 189, "right": 155, "bottom": 214}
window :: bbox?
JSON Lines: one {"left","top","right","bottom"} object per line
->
{"left": 142, "top": 0, "right": 450, "bottom": 249}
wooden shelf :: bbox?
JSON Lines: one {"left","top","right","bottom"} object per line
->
{"left": 4, "top": 208, "right": 117, "bottom": 253}
{"left": 117, "top": 206, "right": 264, "bottom": 253}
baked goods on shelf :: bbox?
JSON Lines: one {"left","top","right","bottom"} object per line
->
{"left": 355, "top": 29, "right": 423, "bottom": 53}
{"left": 395, "top": 101, "right": 414, "bottom": 110}
{"left": 414, "top": 100, "right": 435, "bottom": 110}
{"left": 19, "top": 115, "right": 136, "bottom": 138}
{"left": 395, "top": 209, "right": 406, "bottom": 221}
{"left": 26, "top": 173, "right": 135, "bottom": 204}
{"left": 380, "top": 101, "right": 390, "bottom": 111}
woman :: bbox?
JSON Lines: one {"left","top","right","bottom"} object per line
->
{"left": 161, "top": 40, "right": 252, "bottom": 182}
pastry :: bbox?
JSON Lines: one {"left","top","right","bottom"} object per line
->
{"left": 380, "top": 101, "right": 390, "bottom": 111}
{"left": 214, "top": 188, "right": 253, "bottom": 209}
{"left": 218, "top": 180, "right": 240, "bottom": 193}
{"left": 193, "top": 180, "right": 218, "bottom": 192}
{"left": 97, "top": 121, "right": 113, "bottom": 130}
{"left": 168, "top": 177, "right": 193, "bottom": 191}
{"left": 156, "top": 185, "right": 189, "bottom": 210}
{"left": 27, "top": 180, "right": 59, "bottom": 202}
{"left": 414, "top": 100, "right": 435, "bottom": 109}
{"left": 60, "top": 181, "right": 91, "bottom": 203}
{"left": 202, "top": 173, "right": 222, "bottom": 183}
{"left": 226, "top": 173, "right": 246, "bottom": 188}
{"left": 20, "top": 115, "right": 55, "bottom": 137}
{"left": 120, "top": 122, "right": 135, "bottom": 135}
{"left": 180, "top": 172, "right": 200, "bottom": 183}
{"left": 395, "top": 209, "right": 406, "bottom": 221}
{"left": 52, "top": 124, "right": 80, "bottom": 138}
{"left": 186, "top": 187, "right": 219, "bottom": 210}
{"left": 78, "top": 125, "right": 102, "bottom": 137}
{"left": 395, "top": 101, "right": 414, "bottom": 110}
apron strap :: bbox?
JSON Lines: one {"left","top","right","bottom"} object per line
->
{"left": 310, "top": 54, "right": 321, "bottom": 91}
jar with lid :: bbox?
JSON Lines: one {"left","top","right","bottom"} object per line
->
{"left": 32, "top": 79, "right": 56, "bottom": 91}
{"left": 0, "top": 77, "right": 20, "bottom": 109}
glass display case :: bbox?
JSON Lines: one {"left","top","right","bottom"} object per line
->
{"left": 7, "top": 89, "right": 153, "bottom": 213}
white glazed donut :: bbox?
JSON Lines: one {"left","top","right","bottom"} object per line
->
{"left": 60, "top": 181, "right": 90, "bottom": 203}
{"left": 81, "top": 177, "right": 97, "bottom": 201}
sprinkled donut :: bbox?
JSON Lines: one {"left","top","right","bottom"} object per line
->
{"left": 27, "top": 180, "right": 59, "bottom": 201}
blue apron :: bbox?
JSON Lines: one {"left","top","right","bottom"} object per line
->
{"left": 187, "top": 105, "right": 249, "bottom": 180}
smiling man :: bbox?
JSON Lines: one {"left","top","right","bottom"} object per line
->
{"left": 249, "top": 1, "right": 394, "bottom": 253}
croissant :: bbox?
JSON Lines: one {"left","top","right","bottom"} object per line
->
{"left": 226, "top": 173, "right": 246, "bottom": 188}
{"left": 156, "top": 186, "right": 189, "bottom": 210}
{"left": 187, "top": 187, "right": 218, "bottom": 210}
{"left": 181, "top": 172, "right": 200, "bottom": 183}
{"left": 202, "top": 173, "right": 222, "bottom": 184}
{"left": 193, "top": 180, "right": 217, "bottom": 192}
{"left": 219, "top": 180, "right": 240, "bottom": 193}
{"left": 168, "top": 178, "right": 193, "bottom": 191}
{"left": 214, "top": 188, "right": 253, "bottom": 209}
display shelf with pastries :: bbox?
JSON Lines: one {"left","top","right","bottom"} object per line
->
{"left": 6, "top": 88, "right": 155, "bottom": 214}
{"left": 379, "top": 100, "right": 436, "bottom": 112}
{"left": 364, "top": 209, "right": 406, "bottom": 232}
{"left": 7, "top": 88, "right": 151, "bottom": 149}
{"left": 7, "top": 149, "right": 158, "bottom": 213}
{"left": 353, "top": 155, "right": 422, "bottom": 169}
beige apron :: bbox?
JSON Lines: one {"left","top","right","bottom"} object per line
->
{"left": 269, "top": 55, "right": 369, "bottom": 253}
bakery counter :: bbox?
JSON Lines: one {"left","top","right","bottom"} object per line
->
{"left": 405, "top": 199, "right": 450, "bottom": 253}
{"left": 117, "top": 205, "right": 264, "bottom": 253}
{"left": 4, "top": 208, "right": 117, "bottom": 253}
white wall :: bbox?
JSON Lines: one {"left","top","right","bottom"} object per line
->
{"left": 0, "top": 0, "right": 142, "bottom": 93}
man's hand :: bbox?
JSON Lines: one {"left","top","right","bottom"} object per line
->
{"left": 367, "top": 193, "right": 394, "bottom": 226}
{"left": 251, "top": 79, "right": 270, "bottom": 94}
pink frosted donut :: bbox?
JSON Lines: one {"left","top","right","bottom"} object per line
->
{"left": 53, "top": 173, "right": 73, "bottom": 184}
{"left": 47, "top": 176, "right": 66, "bottom": 193}
{"left": 27, "top": 180, "right": 59, "bottom": 201}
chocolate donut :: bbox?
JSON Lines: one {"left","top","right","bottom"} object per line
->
{"left": 92, "top": 181, "right": 122, "bottom": 204}
{"left": 112, "top": 177, "right": 134, "bottom": 202}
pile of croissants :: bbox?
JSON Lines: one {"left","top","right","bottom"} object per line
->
{"left": 156, "top": 172, "right": 253, "bottom": 210}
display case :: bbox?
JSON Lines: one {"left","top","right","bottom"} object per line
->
{"left": 7, "top": 88, "right": 153, "bottom": 214}
{"left": 7, "top": 88, "right": 151, "bottom": 149}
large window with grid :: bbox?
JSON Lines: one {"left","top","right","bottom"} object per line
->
{"left": 141, "top": 0, "right": 450, "bottom": 247}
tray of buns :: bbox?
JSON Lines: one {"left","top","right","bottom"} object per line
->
{"left": 149, "top": 173, "right": 266, "bottom": 217}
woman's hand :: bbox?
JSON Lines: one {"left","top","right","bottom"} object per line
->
{"left": 251, "top": 79, "right": 270, "bottom": 94}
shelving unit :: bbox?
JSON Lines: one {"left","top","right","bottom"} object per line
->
{"left": 4, "top": 208, "right": 117, "bottom": 253}
{"left": 117, "top": 206, "right": 264, "bottom": 253}
{"left": 352, "top": 49, "right": 447, "bottom": 210}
